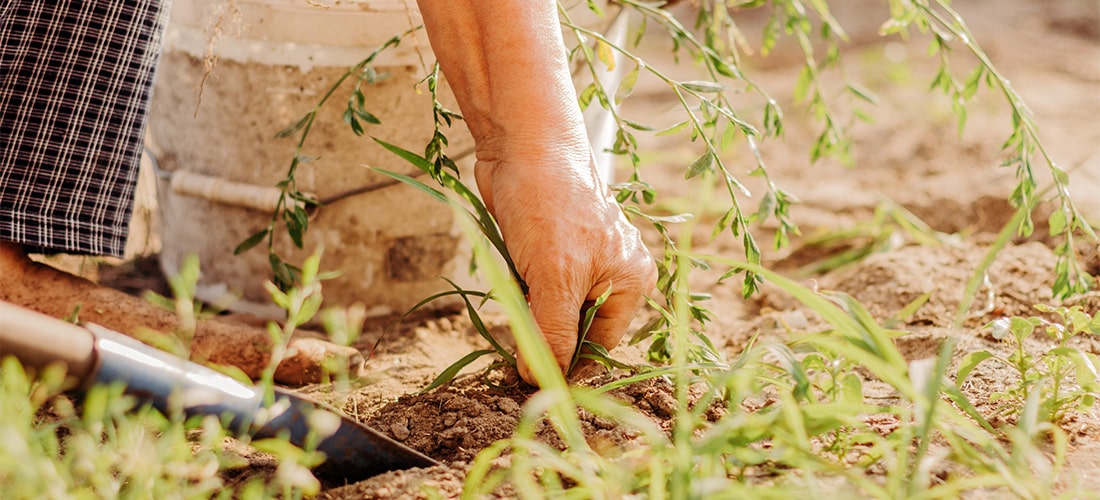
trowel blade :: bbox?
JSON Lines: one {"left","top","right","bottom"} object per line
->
{"left": 261, "top": 387, "right": 438, "bottom": 483}
{"left": 86, "top": 323, "right": 438, "bottom": 483}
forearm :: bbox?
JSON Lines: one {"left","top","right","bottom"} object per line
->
{"left": 415, "top": 0, "right": 590, "bottom": 164}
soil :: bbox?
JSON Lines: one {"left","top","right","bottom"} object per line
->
{"left": 90, "top": 0, "right": 1099, "bottom": 497}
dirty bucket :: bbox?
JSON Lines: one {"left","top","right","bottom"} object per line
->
{"left": 147, "top": 0, "right": 612, "bottom": 318}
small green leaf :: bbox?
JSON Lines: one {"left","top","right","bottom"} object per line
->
{"left": 275, "top": 113, "right": 312, "bottom": 139}
{"left": 794, "top": 66, "right": 813, "bottom": 103}
{"left": 764, "top": 100, "right": 784, "bottom": 137}
{"left": 1009, "top": 316, "right": 1039, "bottom": 340}
{"left": 234, "top": 228, "right": 269, "bottom": 255}
{"left": 371, "top": 168, "right": 449, "bottom": 203}
{"left": 596, "top": 39, "right": 616, "bottom": 71}
{"left": 586, "top": 0, "right": 604, "bottom": 16}
{"left": 656, "top": 120, "right": 690, "bottom": 137}
{"left": 1088, "top": 313, "right": 1100, "bottom": 335}
{"left": 753, "top": 190, "right": 776, "bottom": 223}
{"left": 420, "top": 349, "right": 497, "bottom": 393}
{"left": 956, "top": 350, "right": 993, "bottom": 385}
{"left": 292, "top": 205, "right": 309, "bottom": 230}
{"left": 1051, "top": 165, "right": 1070, "bottom": 185}
{"left": 847, "top": 83, "right": 878, "bottom": 104}
{"left": 373, "top": 138, "right": 435, "bottom": 174}
{"left": 344, "top": 109, "right": 364, "bottom": 136}
{"left": 762, "top": 14, "right": 780, "bottom": 55}
{"left": 269, "top": 253, "right": 295, "bottom": 290}
{"left": 766, "top": 344, "right": 812, "bottom": 402}
{"left": 720, "top": 122, "right": 738, "bottom": 152}
{"left": 890, "top": 293, "right": 930, "bottom": 326}
{"left": 622, "top": 119, "right": 654, "bottom": 131}
{"left": 355, "top": 108, "right": 381, "bottom": 125}
{"left": 839, "top": 373, "right": 863, "bottom": 405}
{"left": 578, "top": 83, "right": 598, "bottom": 111}
{"left": 1048, "top": 208, "right": 1068, "bottom": 236}
{"left": 685, "top": 151, "right": 715, "bottom": 179}
{"left": 353, "top": 86, "right": 366, "bottom": 109}
{"left": 286, "top": 218, "right": 304, "bottom": 248}
{"left": 711, "top": 208, "right": 736, "bottom": 239}
{"left": 570, "top": 285, "right": 614, "bottom": 373}
{"left": 681, "top": 80, "right": 725, "bottom": 94}
{"left": 614, "top": 66, "right": 640, "bottom": 105}
{"left": 285, "top": 205, "right": 309, "bottom": 248}
{"left": 962, "top": 66, "right": 984, "bottom": 100}
{"left": 295, "top": 154, "right": 319, "bottom": 165}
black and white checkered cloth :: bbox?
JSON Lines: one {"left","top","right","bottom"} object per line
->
{"left": 0, "top": 0, "right": 169, "bottom": 257}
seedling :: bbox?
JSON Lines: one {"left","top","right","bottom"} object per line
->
{"left": 958, "top": 305, "right": 1100, "bottom": 424}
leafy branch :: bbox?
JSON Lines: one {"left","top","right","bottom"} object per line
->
{"left": 420, "top": 62, "right": 464, "bottom": 181}
{"left": 232, "top": 30, "right": 414, "bottom": 292}
{"left": 882, "top": 0, "right": 1096, "bottom": 298}
{"left": 562, "top": 3, "right": 803, "bottom": 302}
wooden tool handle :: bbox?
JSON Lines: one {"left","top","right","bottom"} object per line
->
{"left": 0, "top": 301, "right": 97, "bottom": 383}
{"left": 170, "top": 171, "right": 288, "bottom": 213}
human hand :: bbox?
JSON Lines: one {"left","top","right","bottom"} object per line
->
{"left": 474, "top": 151, "right": 657, "bottom": 385}
{"left": 415, "top": 0, "right": 654, "bottom": 385}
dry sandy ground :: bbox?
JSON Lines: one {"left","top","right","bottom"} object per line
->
{"left": 88, "top": 0, "right": 1100, "bottom": 497}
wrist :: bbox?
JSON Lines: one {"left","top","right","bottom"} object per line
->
{"left": 473, "top": 114, "right": 594, "bottom": 177}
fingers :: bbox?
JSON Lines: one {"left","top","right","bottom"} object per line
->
{"left": 582, "top": 236, "right": 658, "bottom": 356}
{"left": 579, "top": 284, "right": 647, "bottom": 356}
{"left": 518, "top": 284, "right": 584, "bottom": 384}
{"left": 473, "top": 162, "right": 497, "bottom": 217}
{"left": 517, "top": 259, "right": 656, "bottom": 386}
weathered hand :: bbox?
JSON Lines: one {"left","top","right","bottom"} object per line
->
{"left": 475, "top": 153, "right": 656, "bottom": 385}
{"left": 414, "top": 0, "right": 654, "bottom": 384}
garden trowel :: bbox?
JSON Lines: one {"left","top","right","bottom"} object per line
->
{"left": 0, "top": 301, "right": 437, "bottom": 484}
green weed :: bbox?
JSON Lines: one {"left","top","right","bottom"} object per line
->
{"left": 958, "top": 305, "right": 1100, "bottom": 424}
{"left": 214, "top": 0, "right": 1100, "bottom": 497}
{"left": 788, "top": 200, "right": 953, "bottom": 276}
{"left": 0, "top": 248, "right": 365, "bottom": 498}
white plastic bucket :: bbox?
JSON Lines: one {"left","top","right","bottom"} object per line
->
{"left": 148, "top": 0, "right": 614, "bottom": 318}
{"left": 149, "top": 0, "right": 474, "bottom": 318}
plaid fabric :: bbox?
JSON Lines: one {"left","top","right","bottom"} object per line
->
{"left": 0, "top": 0, "right": 169, "bottom": 257}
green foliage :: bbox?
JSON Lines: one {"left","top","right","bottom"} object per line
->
{"left": 257, "top": 251, "right": 343, "bottom": 401}
{"left": 218, "top": 0, "right": 1100, "bottom": 497}
{"left": 0, "top": 359, "right": 229, "bottom": 499}
{"left": 879, "top": 0, "right": 1096, "bottom": 298}
{"left": 0, "top": 358, "right": 322, "bottom": 499}
{"left": 789, "top": 200, "right": 952, "bottom": 275}
{"left": 238, "top": 30, "right": 414, "bottom": 292}
{"left": 0, "top": 248, "right": 370, "bottom": 497}
{"left": 459, "top": 239, "right": 1083, "bottom": 498}
{"left": 375, "top": 141, "right": 636, "bottom": 388}
{"left": 372, "top": 138, "right": 524, "bottom": 291}
{"left": 0, "top": 252, "right": 352, "bottom": 498}
{"left": 420, "top": 63, "right": 464, "bottom": 181}
{"left": 959, "top": 305, "right": 1100, "bottom": 424}
{"left": 139, "top": 254, "right": 214, "bottom": 358}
